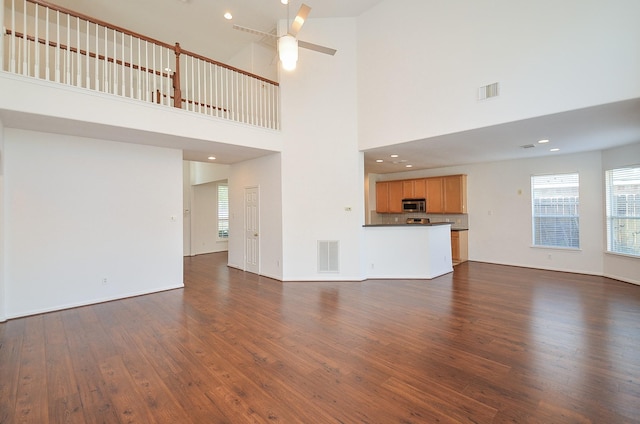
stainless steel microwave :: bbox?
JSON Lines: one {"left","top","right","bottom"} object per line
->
{"left": 402, "top": 198, "right": 426, "bottom": 213}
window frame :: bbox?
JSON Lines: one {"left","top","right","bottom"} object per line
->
{"left": 605, "top": 165, "right": 640, "bottom": 258}
{"left": 217, "top": 183, "right": 229, "bottom": 240}
{"left": 530, "top": 172, "right": 580, "bottom": 250}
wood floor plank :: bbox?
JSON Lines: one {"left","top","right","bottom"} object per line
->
{"left": 14, "top": 315, "right": 48, "bottom": 423}
{"left": 0, "top": 319, "right": 25, "bottom": 423}
{"left": 0, "top": 254, "right": 639, "bottom": 423}
{"left": 43, "top": 313, "right": 85, "bottom": 424}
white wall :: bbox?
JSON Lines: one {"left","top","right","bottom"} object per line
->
{"left": 183, "top": 161, "right": 231, "bottom": 256}
{"left": 191, "top": 181, "right": 229, "bottom": 255}
{"left": 4, "top": 129, "right": 184, "bottom": 318}
{"left": 279, "top": 17, "right": 365, "bottom": 281}
{"left": 368, "top": 145, "right": 640, "bottom": 283}
{"left": 602, "top": 143, "right": 640, "bottom": 284}
{"left": 357, "top": 0, "right": 640, "bottom": 150}
{"left": 228, "top": 153, "right": 283, "bottom": 280}
{"left": 228, "top": 42, "right": 279, "bottom": 83}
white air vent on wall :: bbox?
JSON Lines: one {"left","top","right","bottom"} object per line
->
{"left": 478, "top": 82, "right": 500, "bottom": 100}
{"left": 318, "top": 240, "right": 339, "bottom": 273}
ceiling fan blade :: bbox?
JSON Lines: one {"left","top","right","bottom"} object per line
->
{"left": 289, "top": 3, "right": 311, "bottom": 37}
{"left": 233, "top": 24, "right": 277, "bottom": 39}
{"left": 298, "top": 40, "right": 337, "bottom": 56}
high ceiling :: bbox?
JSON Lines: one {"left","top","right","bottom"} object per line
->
{"left": 50, "top": 0, "right": 385, "bottom": 63}
{"left": 363, "top": 99, "right": 640, "bottom": 174}
{"left": 40, "top": 1, "right": 640, "bottom": 174}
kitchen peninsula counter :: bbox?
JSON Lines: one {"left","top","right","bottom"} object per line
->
{"left": 363, "top": 223, "right": 453, "bottom": 279}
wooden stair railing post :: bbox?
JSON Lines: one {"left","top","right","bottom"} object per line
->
{"left": 173, "top": 42, "right": 182, "bottom": 108}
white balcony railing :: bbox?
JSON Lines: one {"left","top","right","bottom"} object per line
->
{"left": 1, "top": 0, "right": 280, "bottom": 130}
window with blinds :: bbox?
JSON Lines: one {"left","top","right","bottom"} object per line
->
{"left": 218, "top": 183, "right": 229, "bottom": 239}
{"left": 531, "top": 173, "right": 580, "bottom": 248}
{"left": 605, "top": 166, "right": 640, "bottom": 257}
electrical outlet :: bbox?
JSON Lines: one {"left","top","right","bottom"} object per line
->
{"left": 101, "top": 278, "right": 108, "bottom": 285}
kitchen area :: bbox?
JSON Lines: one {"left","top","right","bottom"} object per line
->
{"left": 363, "top": 174, "right": 469, "bottom": 279}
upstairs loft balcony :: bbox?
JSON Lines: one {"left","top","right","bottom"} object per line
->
{"left": 1, "top": 0, "right": 280, "bottom": 131}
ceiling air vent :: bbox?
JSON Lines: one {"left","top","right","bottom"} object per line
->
{"left": 478, "top": 82, "right": 499, "bottom": 100}
{"left": 520, "top": 144, "right": 536, "bottom": 149}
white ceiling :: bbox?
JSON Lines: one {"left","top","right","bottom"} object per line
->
{"left": 50, "top": 0, "right": 386, "bottom": 63}
{"left": 34, "top": 1, "right": 640, "bottom": 173}
{"left": 363, "top": 98, "right": 640, "bottom": 174}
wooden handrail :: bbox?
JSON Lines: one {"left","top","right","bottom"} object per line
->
{"left": 5, "top": 29, "right": 171, "bottom": 78}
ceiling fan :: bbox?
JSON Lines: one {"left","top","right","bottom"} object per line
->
{"left": 232, "top": 2, "right": 337, "bottom": 71}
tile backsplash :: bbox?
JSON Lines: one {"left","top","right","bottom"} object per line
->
{"left": 370, "top": 212, "right": 469, "bottom": 229}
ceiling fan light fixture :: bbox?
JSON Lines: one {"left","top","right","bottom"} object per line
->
{"left": 278, "top": 34, "right": 298, "bottom": 71}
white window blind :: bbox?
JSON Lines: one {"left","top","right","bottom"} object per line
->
{"left": 605, "top": 166, "right": 640, "bottom": 257}
{"left": 218, "top": 183, "right": 229, "bottom": 239}
{"left": 531, "top": 173, "right": 580, "bottom": 248}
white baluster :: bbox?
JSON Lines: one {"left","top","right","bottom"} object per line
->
{"left": 202, "top": 59, "right": 207, "bottom": 114}
{"left": 94, "top": 23, "right": 98, "bottom": 90}
{"left": 152, "top": 43, "right": 157, "bottom": 103}
{"left": 137, "top": 38, "right": 141, "bottom": 99}
{"left": 85, "top": 20, "right": 89, "bottom": 88}
{"left": 65, "top": 13, "right": 70, "bottom": 84}
{"left": 120, "top": 31, "right": 125, "bottom": 96}
{"left": 211, "top": 62, "right": 215, "bottom": 115}
{"left": 129, "top": 34, "right": 133, "bottom": 98}
{"left": 75, "top": 16, "right": 81, "bottom": 86}
{"left": 55, "top": 10, "right": 60, "bottom": 82}
{"left": 103, "top": 25, "right": 108, "bottom": 93}
{"left": 143, "top": 40, "right": 148, "bottom": 101}
{"left": 22, "top": 0, "right": 27, "bottom": 75}
{"left": 188, "top": 55, "right": 193, "bottom": 111}
{"left": 34, "top": 4, "right": 39, "bottom": 78}
{"left": 166, "top": 49, "right": 171, "bottom": 106}
{"left": 113, "top": 29, "right": 118, "bottom": 95}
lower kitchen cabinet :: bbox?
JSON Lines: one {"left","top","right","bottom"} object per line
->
{"left": 451, "top": 230, "right": 468, "bottom": 265}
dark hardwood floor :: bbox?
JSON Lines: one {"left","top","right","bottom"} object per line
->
{"left": 1, "top": 253, "right": 639, "bottom": 423}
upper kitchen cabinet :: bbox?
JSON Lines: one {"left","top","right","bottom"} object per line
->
{"left": 443, "top": 174, "right": 467, "bottom": 213}
{"left": 376, "top": 180, "right": 403, "bottom": 213}
{"left": 426, "top": 175, "right": 467, "bottom": 213}
{"left": 426, "top": 177, "right": 444, "bottom": 213}
{"left": 402, "top": 179, "right": 427, "bottom": 199}
{"left": 376, "top": 175, "right": 466, "bottom": 214}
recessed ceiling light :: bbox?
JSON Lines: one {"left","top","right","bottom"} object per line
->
{"left": 281, "top": 0, "right": 289, "bottom": 4}
{"left": 223, "top": 12, "right": 232, "bottom": 20}
{"left": 405, "top": 164, "right": 413, "bottom": 168}
{"left": 390, "top": 154, "right": 399, "bottom": 158}
{"left": 550, "top": 148, "right": 560, "bottom": 152}
{"left": 538, "top": 139, "right": 550, "bottom": 144}
{"left": 208, "top": 156, "right": 216, "bottom": 160}
{"left": 375, "top": 159, "right": 384, "bottom": 163}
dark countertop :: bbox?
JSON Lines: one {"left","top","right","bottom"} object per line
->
{"left": 363, "top": 223, "right": 451, "bottom": 228}
{"left": 363, "top": 223, "right": 469, "bottom": 231}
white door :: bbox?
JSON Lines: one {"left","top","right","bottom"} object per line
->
{"left": 244, "top": 186, "right": 260, "bottom": 274}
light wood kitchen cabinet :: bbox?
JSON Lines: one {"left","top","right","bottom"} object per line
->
{"left": 376, "top": 181, "right": 389, "bottom": 213}
{"left": 376, "top": 174, "right": 466, "bottom": 214}
{"left": 451, "top": 230, "right": 469, "bottom": 264}
{"left": 426, "top": 177, "right": 444, "bottom": 213}
{"left": 388, "top": 181, "right": 404, "bottom": 213}
{"left": 402, "top": 179, "right": 427, "bottom": 199}
{"left": 376, "top": 181, "right": 403, "bottom": 213}
{"left": 443, "top": 175, "right": 467, "bottom": 213}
